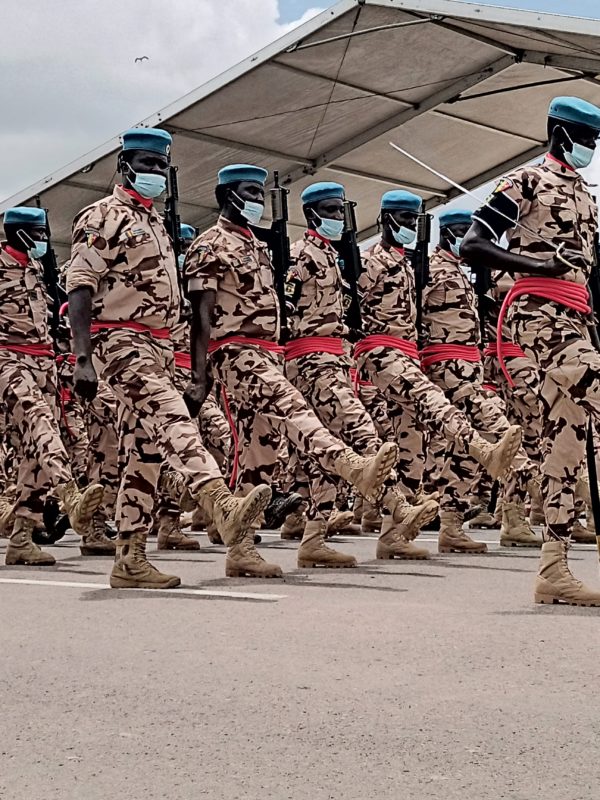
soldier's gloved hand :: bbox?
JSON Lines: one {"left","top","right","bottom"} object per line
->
{"left": 73, "top": 356, "right": 98, "bottom": 401}
{"left": 183, "top": 378, "right": 208, "bottom": 419}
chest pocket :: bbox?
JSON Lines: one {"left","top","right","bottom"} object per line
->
{"left": 536, "top": 191, "right": 578, "bottom": 237}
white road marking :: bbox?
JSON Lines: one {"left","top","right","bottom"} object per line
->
{"left": 0, "top": 577, "right": 285, "bottom": 601}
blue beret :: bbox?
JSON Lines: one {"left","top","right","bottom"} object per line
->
{"left": 439, "top": 209, "right": 473, "bottom": 227}
{"left": 179, "top": 223, "right": 196, "bottom": 240}
{"left": 301, "top": 182, "right": 345, "bottom": 205}
{"left": 4, "top": 207, "right": 47, "bottom": 226}
{"left": 217, "top": 164, "right": 268, "bottom": 186}
{"left": 381, "top": 190, "right": 422, "bottom": 212}
{"left": 548, "top": 96, "right": 600, "bottom": 131}
{"left": 122, "top": 128, "right": 172, "bottom": 156}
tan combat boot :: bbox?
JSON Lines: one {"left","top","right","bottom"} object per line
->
{"left": 5, "top": 518, "right": 56, "bottom": 566}
{"left": 534, "top": 539, "right": 600, "bottom": 606}
{"left": 159, "top": 470, "right": 195, "bottom": 512}
{"left": 333, "top": 443, "right": 399, "bottom": 504}
{"left": 281, "top": 510, "right": 305, "bottom": 541}
{"left": 382, "top": 484, "right": 440, "bottom": 527}
{"left": 297, "top": 519, "right": 357, "bottom": 569}
{"left": 80, "top": 513, "right": 117, "bottom": 556}
{"left": 56, "top": 480, "right": 104, "bottom": 535}
{"left": 468, "top": 426, "right": 522, "bottom": 481}
{"left": 438, "top": 510, "right": 488, "bottom": 554}
{"left": 206, "top": 522, "right": 224, "bottom": 545}
{"left": 0, "top": 496, "right": 15, "bottom": 538}
{"left": 196, "top": 479, "right": 271, "bottom": 546}
{"left": 376, "top": 515, "right": 432, "bottom": 560}
{"left": 190, "top": 506, "right": 209, "bottom": 532}
{"left": 571, "top": 519, "right": 597, "bottom": 544}
{"left": 157, "top": 511, "right": 200, "bottom": 551}
{"left": 325, "top": 509, "right": 357, "bottom": 538}
{"left": 466, "top": 509, "right": 499, "bottom": 530}
{"left": 361, "top": 502, "right": 383, "bottom": 533}
{"left": 110, "top": 533, "right": 181, "bottom": 589}
{"left": 500, "top": 502, "right": 543, "bottom": 548}
{"left": 225, "top": 530, "right": 283, "bottom": 578}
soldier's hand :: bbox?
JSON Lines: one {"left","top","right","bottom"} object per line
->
{"left": 183, "top": 378, "right": 208, "bottom": 419}
{"left": 73, "top": 357, "right": 98, "bottom": 401}
{"left": 543, "top": 248, "right": 584, "bottom": 276}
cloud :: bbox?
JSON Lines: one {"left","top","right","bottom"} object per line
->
{"left": 0, "top": 0, "right": 322, "bottom": 200}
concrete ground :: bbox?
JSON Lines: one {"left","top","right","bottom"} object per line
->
{"left": 1, "top": 526, "right": 600, "bottom": 800}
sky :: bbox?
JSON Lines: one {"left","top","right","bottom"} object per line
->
{"left": 1, "top": 0, "right": 599, "bottom": 203}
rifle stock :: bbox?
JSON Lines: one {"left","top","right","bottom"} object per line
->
{"left": 270, "top": 171, "right": 291, "bottom": 341}
{"left": 337, "top": 199, "right": 363, "bottom": 339}
{"left": 412, "top": 212, "right": 431, "bottom": 347}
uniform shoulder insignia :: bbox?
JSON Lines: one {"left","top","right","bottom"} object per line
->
{"left": 85, "top": 228, "right": 101, "bottom": 248}
{"left": 489, "top": 177, "right": 514, "bottom": 198}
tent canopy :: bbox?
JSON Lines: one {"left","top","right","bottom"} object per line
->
{"left": 4, "top": 0, "right": 600, "bottom": 260}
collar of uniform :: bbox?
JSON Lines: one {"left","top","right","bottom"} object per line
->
{"left": 379, "top": 239, "right": 405, "bottom": 257}
{"left": 544, "top": 153, "right": 578, "bottom": 178}
{"left": 2, "top": 244, "right": 29, "bottom": 267}
{"left": 437, "top": 246, "right": 460, "bottom": 263}
{"left": 114, "top": 184, "right": 154, "bottom": 210}
{"left": 304, "top": 229, "right": 336, "bottom": 250}
{"left": 217, "top": 215, "right": 254, "bottom": 240}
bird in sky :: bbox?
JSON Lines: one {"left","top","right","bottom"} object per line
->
{"left": 134, "top": 56, "right": 149, "bottom": 63}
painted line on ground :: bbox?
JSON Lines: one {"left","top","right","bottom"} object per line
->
{"left": 0, "top": 577, "right": 286, "bottom": 601}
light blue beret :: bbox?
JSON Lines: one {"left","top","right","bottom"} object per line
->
{"left": 439, "top": 209, "right": 473, "bottom": 227}
{"left": 4, "top": 207, "right": 47, "bottom": 226}
{"left": 381, "top": 190, "right": 422, "bottom": 212}
{"left": 217, "top": 164, "right": 268, "bottom": 186}
{"left": 301, "top": 182, "right": 345, "bottom": 205}
{"left": 179, "top": 223, "right": 196, "bottom": 240}
{"left": 548, "top": 96, "right": 600, "bottom": 130}
{"left": 122, "top": 128, "right": 172, "bottom": 155}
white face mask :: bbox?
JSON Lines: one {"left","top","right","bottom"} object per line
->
{"left": 231, "top": 190, "right": 264, "bottom": 225}
{"left": 313, "top": 215, "right": 344, "bottom": 241}
{"left": 562, "top": 127, "right": 595, "bottom": 170}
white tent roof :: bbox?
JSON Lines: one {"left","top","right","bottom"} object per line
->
{"left": 4, "top": 0, "right": 600, "bottom": 260}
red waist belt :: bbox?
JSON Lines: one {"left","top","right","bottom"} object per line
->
{"left": 354, "top": 334, "right": 419, "bottom": 362}
{"left": 496, "top": 278, "right": 591, "bottom": 387}
{"left": 482, "top": 383, "right": 497, "bottom": 393}
{"left": 90, "top": 321, "right": 171, "bottom": 340}
{"left": 0, "top": 342, "right": 54, "bottom": 357}
{"left": 208, "top": 336, "right": 284, "bottom": 355}
{"left": 483, "top": 341, "right": 527, "bottom": 360}
{"left": 285, "top": 336, "right": 345, "bottom": 362}
{"left": 420, "top": 344, "right": 481, "bottom": 369}
{"left": 174, "top": 352, "right": 192, "bottom": 370}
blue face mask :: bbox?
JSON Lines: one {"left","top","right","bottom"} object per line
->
{"left": 177, "top": 253, "right": 186, "bottom": 269}
{"left": 127, "top": 166, "right": 167, "bottom": 199}
{"left": 563, "top": 128, "right": 595, "bottom": 170}
{"left": 392, "top": 225, "right": 416, "bottom": 247}
{"left": 315, "top": 216, "right": 344, "bottom": 241}
{"left": 29, "top": 241, "right": 48, "bottom": 260}
{"left": 449, "top": 237, "right": 463, "bottom": 258}
{"left": 231, "top": 191, "right": 264, "bottom": 225}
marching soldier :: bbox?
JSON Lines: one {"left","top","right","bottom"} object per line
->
{"left": 421, "top": 209, "right": 542, "bottom": 549}
{"left": 356, "top": 190, "right": 523, "bottom": 553}
{"left": 184, "top": 164, "right": 399, "bottom": 577}
{"left": 461, "top": 95, "right": 600, "bottom": 605}
{"left": 0, "top": 207, "right": 105, "bottom": 566}
{"left": 66, "top": 130, "right": 273, "bottom": 589}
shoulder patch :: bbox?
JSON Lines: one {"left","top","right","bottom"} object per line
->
{"left": 487, "top": 177, "right": 514, "bottom": 200}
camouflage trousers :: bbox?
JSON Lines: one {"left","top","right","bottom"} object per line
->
{"left": 0, "top": 352, "right": 72, "bottom": 523}
{"left": 357, "top": 347, "right": 481, "bottom": 499}
{"left": 285, "top": 353, "right": 381, "bottom": 518}
{"left": 58, "top": 392, "right": 90, "bottom": 485}
{"left": 93, "top": 331, "right": 221, "bottom": 537}
{"left": 84, "top": 380, "right": 120, "bottom": 517}
{"left": 511, "top": 302, "right": 600, "bottom": 531}
{"left": 424, "top": 359, "right": 534, "bottom": 511}
{"left": 210, "top": 345, "right": 348, "bottom": 515}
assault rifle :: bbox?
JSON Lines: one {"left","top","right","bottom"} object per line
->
{"left": 34, "top": 199, "right": 67, "bottom": 346}
{"left": 411, "top": 211, "right": 432, "bottom": 348}
{"left": 336, "top": 199, "right": 363, "bottom": 340}
{"left": 164, "top": 165, "right": 183, "bottom": 277}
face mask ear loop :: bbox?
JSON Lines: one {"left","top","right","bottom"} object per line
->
{"left": 17, "top": 229, "right": 33, "bottom": 251}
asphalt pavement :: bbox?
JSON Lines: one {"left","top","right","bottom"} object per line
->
{"left": 1, "top": 526, "right": 599, "bottom": 800}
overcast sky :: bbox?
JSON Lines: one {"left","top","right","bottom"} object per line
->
{"left": 1, "top": 0, "right": 598, "bottom": 203}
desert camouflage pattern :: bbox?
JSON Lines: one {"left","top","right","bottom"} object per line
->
{"left": 422, "top": 247, "right": 480, "bottom": 346}
{"left": 85, "top": 380, "right": 120, "bottom": 517}
{"left": 185, "top": 216, "right": 280, "bottom": 342}
{"left": 287, "top": 231, "right": 347, "bottom": 339}
{"left": 0, "top": 351, "right": 72, "bottom": 524}
{"left": 67, "top": 185, "right": 180, "bottom": 330}
{"left": 0, "top": 246, "right": 51, "bottom": 346}
{"left": 92, "top": 331, "right": 222, "bottom": 536}
{"left": 359, "top": 241, "right": 417, "bottom": 340}
{"left": 476, "top": 155, "right": 599, "bottom": 532}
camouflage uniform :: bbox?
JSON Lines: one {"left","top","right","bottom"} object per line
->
{"left": 284, "top": 231, "right": 381, "bottom": 519}
{"left": 67, "top": 185, "right": 223, "bottom": 540}
{"left": 421, "top": 246, "right": 535, "bottom": 512}
{"left": 84, "top": 379, "right": 120, "bottom": 518}
{"left": 56, "top": 354, "right": 91, "bottom": 485}
{"left": 0, "top": 245, "right": 76, "bottom": 525}
{"left": 473, "top": 154, "right": 598, "bottom": 531}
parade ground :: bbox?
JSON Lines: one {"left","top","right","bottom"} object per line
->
{"left": 2, "top": 528, "right": 599, "bottom": 800}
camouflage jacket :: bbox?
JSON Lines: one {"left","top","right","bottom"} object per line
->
{"left": 359, "top": 240, "right": 417, "bottom": 341}
{"left": 0, "top": 244, "right": 51, "bottom": 346}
